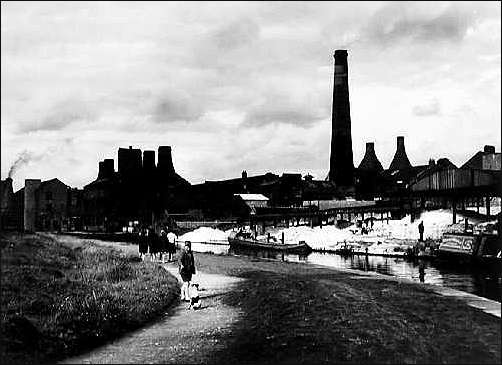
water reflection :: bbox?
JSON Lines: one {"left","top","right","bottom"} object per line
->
{"left": 191, "top": 243, "right": 502, "bottom": 303}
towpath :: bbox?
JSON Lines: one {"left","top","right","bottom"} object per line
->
{"left": 64, "top": 264, "right": 243, "bottom": 364}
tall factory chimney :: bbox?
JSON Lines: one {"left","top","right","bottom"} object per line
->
{"left": 158, "top": 146, "right": 175, "bottom": 175}
{"left": 389, "top": 136, "right": 412, "bottom": 171}
{"left": 24, "top": 179, "right": 41, "bottom": 232}
{"left": 358, "top": 142, "right": 383, "bottom": 172}
{"left": 328, "top": 50, "right": 354, "bottom": 186}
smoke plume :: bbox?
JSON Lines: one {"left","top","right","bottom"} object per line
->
{"left": 8, "top": 151, "right": 34, "bottom": 178}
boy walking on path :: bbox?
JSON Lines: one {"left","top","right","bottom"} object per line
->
{"left": 178, "top": 241, "right": 196, "bottom": 301}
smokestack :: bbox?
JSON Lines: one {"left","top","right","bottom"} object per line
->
{"left": 388, "top": 136, "right": 412, "bottom": 171}
{"left": 358, "top": 142, "right": 383, "bottom": 172}
{"left": 328, "top": 50, "right": 354, "bottom": 186}
{"left": 1, "top": 178, "right": 13, "bottom": 211}
{"left": 158, "top": 146, "right": 175, "bottom": 175}
{"left": 24, "top": 179, "right": 41, "bottom": 232}
{"left": 143, "top": 150, "right": 156, "bottom": 171}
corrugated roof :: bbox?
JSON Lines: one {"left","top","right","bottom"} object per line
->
{"left": 234, "top": 193, "right": 269, "bottom": 201}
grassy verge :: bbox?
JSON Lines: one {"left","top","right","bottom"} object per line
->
{"left": 0, "top": 233, "right": 179, "bottom": 364}
{"left": 193, "top": 253, "right": 501, "bottom": 364}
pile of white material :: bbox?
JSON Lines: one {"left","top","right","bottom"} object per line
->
{"left": 178, "top": 227, "right": 230, "bottom": 243}
{"left": 268, "top": 225, "right": 356, "bottom": 250}
{"left": 273, "top": 209, "right": 486, "bottom": 251}
{"left": 371, "top": 209, "right": 475, "bottom": 240}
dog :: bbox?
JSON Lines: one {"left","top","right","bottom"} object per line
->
{"left": 188, "top": 283, "right": 201, "bottom": 310}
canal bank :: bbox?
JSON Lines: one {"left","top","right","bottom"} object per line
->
{"left": 52, "top": 234, "right": 500, "bottom": 364}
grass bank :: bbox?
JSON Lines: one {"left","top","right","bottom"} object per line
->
{"left": 193, "top": 253, "right": 501, "bottom": 364}
{"left": 0, "top": 233, "right": 179, "bottom": 364}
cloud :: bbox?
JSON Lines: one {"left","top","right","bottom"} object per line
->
{"left": 361, "top": 2, "right": 478, "bottom": 47}
{"left": 212, "top": 18, "right": 260, "bottom": 51}
{"left": 244, "top": 93, "right": 326, "bottom": 128}
{"left": 1, "top": 2, "right": 500, "bottom": 188}
{"left": 17, "top": 99, "right": 98, "bottom": 133}
{"left": 412, "top": 99, "right": 441, "bottom": 117}
{"left": 151, "top": 90, "right": 204, "bottom": 123}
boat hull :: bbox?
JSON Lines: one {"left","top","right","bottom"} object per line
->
{"left": 228, "top": 237, "right": 312, "bottom": 254}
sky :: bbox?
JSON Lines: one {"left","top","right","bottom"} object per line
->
{"left": 1, "top": 1, "right": 501, "bottom": 191}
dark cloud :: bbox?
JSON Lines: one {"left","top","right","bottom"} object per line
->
{"left": 362, "top": 3, "right": 477, "bottom": 47}
{"left": 152, "top": 91, "right": 204, "bottom": 123}
{"left": 244, "top": 98, "right": 325, "bottom": 128}
{"left": 17, "top": 99, "right": 97, "bottom": 133}
{"left": 212, "top": 18, "right": 260, "bottom": 51}
{"left": 413, "top": 99, "right": 441, "bottom": 117}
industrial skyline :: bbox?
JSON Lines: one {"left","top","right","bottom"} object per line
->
{"left": 1, "top": 1, "right": 501, "bottom": 191}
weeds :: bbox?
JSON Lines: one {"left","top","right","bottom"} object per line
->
{"left": 0, "top": 233, "right": 178, "bottom": 364}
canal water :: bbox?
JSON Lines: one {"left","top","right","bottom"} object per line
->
{"left": 188, "top": 241, "right": 502, "bottom": 303}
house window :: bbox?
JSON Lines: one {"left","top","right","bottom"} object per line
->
{"left": 45, "top": 191, "right": 53, "bottom": 200}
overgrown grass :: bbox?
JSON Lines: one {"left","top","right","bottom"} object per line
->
{"left": 0, "top": 233, "right": 179, "bottom": 364}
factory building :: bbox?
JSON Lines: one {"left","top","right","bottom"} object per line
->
{"left": 82, "top": 145, "right": 190, "bottom": 231}
{"left": 461, "top": 145, "right": 501, "bottom": 171}
{"left": 0, "top": 178, "right": 75, "bottom": 231}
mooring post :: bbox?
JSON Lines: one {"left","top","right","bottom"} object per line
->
{"left": 452, "top": 199, "right": 457, "bottom": 224}
{"left": 486, "top": 196, "right": 491, "bottom": 217}
{"left": 281, "top": 232, "right": 285, "bottom": 245}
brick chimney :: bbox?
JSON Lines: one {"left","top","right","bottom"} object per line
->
{"left": 328, "top": 50, "right": 354, "bottom": 186}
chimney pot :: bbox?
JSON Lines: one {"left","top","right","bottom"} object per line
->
{"left": 484, "top": 145, "right": 495, "bottom": 154}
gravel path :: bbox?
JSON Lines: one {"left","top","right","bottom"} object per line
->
{"left": 64, "top": 264, "right": 243, "bottom": 364}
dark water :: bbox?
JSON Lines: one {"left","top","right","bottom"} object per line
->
{"left": 191, "top": 242, "right": 502, "bottom": 303}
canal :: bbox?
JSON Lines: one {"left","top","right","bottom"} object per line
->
{"left": 188, "top": 241, "right": 502, "bottom": 303}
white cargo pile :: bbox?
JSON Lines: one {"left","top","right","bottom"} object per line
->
{"left": 178, "top": 227, "right": 230, "bottom": 243}
{"left": 272, "top": 209, "right": 488, "bottom": 252}
{"left": 371, "top": 209, "right": 474, "bottom": 240}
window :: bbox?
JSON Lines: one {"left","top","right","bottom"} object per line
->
{"left": 45, "top": 191, "right": 53, "bottom": 200}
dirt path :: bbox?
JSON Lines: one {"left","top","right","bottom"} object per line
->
{"left": 64, "top": 264, "right": 243, "bottom": 364}
{"left": 46, "top": 234, "right": 243, "bottom": 364}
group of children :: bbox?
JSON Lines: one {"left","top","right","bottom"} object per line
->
{"left": 137, "top": 234, "right": 202, "bottom": 310}
{"left": 137, "top": 227, "right": 177, "bottom": 263}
